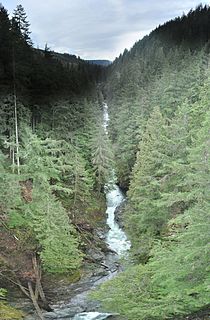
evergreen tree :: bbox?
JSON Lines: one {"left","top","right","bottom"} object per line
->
{"left": 56, "top": 143, "right": 93, "bottom": 208}
{"left": 25, "top": 189, "right": 82, "bottom": 273}
{"left": 0, "top": 150, "right": 21, "bottom": 214}
{"left": 0, "top": 4, "right": 12, "bottom": 83}
{"left": 90, "top": 118, "right": 113, "bottom": 192}
{"left": 93, "top": 108, "right": 210, "bottom": 320}
{"left": 12, "top": 5, "right": 32, "bottom": 45}
{"left": 126, "top": 107, "right": 169, "bottom": 261}
{"left": 2, "top": 128, "right": 83, "bottom": 273}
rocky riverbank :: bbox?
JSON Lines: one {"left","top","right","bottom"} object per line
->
{"left": 9, "top": 216, "right": 122, "bottom": 319}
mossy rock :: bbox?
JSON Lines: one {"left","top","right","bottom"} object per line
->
{"left": 64, "top": 269, "right": 82, "bottom": 283}
{"left": 44, "top": 269, "right": 82, "bottom": 287}
{"left": 0, "top": 302, "right": 24, "bottom": 320}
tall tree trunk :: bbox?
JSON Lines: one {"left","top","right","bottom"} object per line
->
{"left": 12, "top": 129, "right": 15, "bottom": 173}
{"left": 9, "top": 129, "right": 15, "bottom": 173}
{"left": 12, "top": 46, "right": 20, "bottom": 175}
{"left": 73, "top": 152, "right": 78, "bottom": 207}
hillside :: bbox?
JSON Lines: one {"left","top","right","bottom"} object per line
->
{"left": 0, "top": 4, "right": 110, "bottom": 319}
{"left": 87, "top": 60, "right": 112, "bottom": 66}
{"left": 105, "top": 3, "right": 210, "bottom": 189}
{"left": 93, "top": 4, "right": 210, "bottom": 320}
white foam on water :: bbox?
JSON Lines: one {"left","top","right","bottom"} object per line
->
{"left": 73, "top": 312, "right": 111, "bottom": 320}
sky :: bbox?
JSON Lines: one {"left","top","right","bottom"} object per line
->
{"left": 4, "top": 0, "right": 210, "bottom": 60}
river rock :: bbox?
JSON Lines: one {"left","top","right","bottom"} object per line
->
{"left": 86, "top": 248, "right": 105, "bottom": 262}
{"left": 92, "top": 268, "right": 109, "bottom": 277}
{"left": 114, "top": 200, "right": 127, "bottom": 229}
{"left": 95, "top": 228, "right": 108, "bottom": 240}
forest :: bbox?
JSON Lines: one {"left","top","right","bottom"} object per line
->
{"left": 0, "top": 2, "right": 209, "bottom": 320}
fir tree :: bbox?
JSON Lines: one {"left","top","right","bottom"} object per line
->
{"left": 126, "top": 107, "right": 169, "bottom": 261}
{"left": 0, "top": 4, "right": 12, "bottom": 82}
{"left": 25, "top": 189, "right": 82, "bottom": 273}
{"left": 90, "top": 118, "right": 113, "bottom": 193}
{"left": 12, "top": 5, "right": 32, "bottom": 45}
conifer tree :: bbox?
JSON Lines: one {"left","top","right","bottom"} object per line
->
{"left": 13, "top": 5, "right": 32, "bottom": 45}
{"left": 90, "top": 119, "right": 113, "bottom": 192}
{"left": 18, "top": 128, "right": 83, "bottom": 273}
{"left": 126, "top": 107, "right": 169, "bottom": 260}
{"left": 57, "top": 143, "right": 93, "bottom": 208}
{"left": 25, "top": 189, "right": 82, "bottom": 273}
{"left": 93, "top": 108, "right": 210, "bottom": 320}
{"left": 0, "top": 150, "right": 21, "bottom": 214}
{"left": 0, "top": 4, "right": 12, "bottom": 81}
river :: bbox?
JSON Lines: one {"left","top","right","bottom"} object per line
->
{"left": 25, "top": 103, "right": 130, "bottom": 320}
{"left": 69, "top": 103, "right": 130, "bottom": 319}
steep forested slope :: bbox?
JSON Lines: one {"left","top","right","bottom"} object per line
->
{"left": 94, "top": 4, "right": 210, "bottom": 320}
{"left": 105, "top": 4, "right": 210, "bottom": 190}
{"left": 0, "top": 4, "right": 112, "bottom": 318}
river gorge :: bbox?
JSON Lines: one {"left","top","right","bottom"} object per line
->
{"left": 21, "top": 103, "right": 130, "bottom": 320}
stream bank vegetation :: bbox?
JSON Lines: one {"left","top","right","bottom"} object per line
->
{"left": 93, "top": 4, "right": 210, "bottom": 320}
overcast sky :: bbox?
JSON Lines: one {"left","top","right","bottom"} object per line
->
{"left": 4, "top": 0, "right": 209, "bottom": 60}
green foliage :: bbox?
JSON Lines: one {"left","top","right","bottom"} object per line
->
{"left": 95, "top": 86, "right": 210, "bottom": 319}
{"left": 0, "top": 126, "right": 85, "bottom": 273}
{"left": 25, "top": 190, "right": 82, "bottom": 273}
{"left": 7, "top": 210, "right": 27, "bottom": 228}
{"left": 94, "top": 6, "right": 210, "bottom": 319}
{"left": 1, "top": 3, "right": 210, "bottom": 319}
{"left": 0, "top": 150, "right": 22, "bottom": 213}
{"left": 106, "top": 7, "right": 209, "bottom": 189}
{"left": 0, "top": 289, "right": 24, "bottom": 320}
{"left": 12, "top": 4, "right": 32, "bottom": 45}
{"left": 20, "top": 127, "right": 62, "bottom": 185}
{"left": 0, "top": 0, "right": 104, "bottom": 278}
{"left": 0, "top": 303, "right": 24, "bottom": 319}
{"left": 111, "top": 98, "right": 143, "bottom": 189}
{"left": 126, "top": 107, "right": 169, "bottom": 260}
{"left": 18, "top": 128, "right": 84, "bottom": 272}
{"left": 0, "top": 288, "right": 7, "bottom": 298}
{"left": 94, "top": 201, "right": 210, "bottom": 319}
{"left": 90, "top": 117, "right": 114, "bottom": 192}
